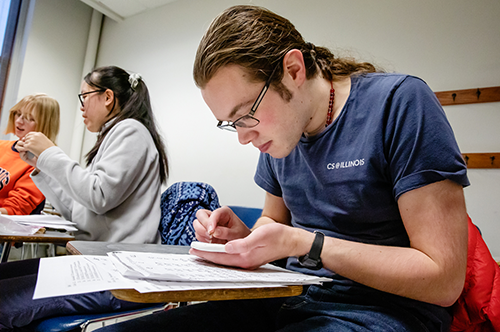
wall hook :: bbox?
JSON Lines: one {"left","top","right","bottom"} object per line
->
{"left": 461, "top": 153, "right": 500, "bottom": 168}
{"left": 476, "top": 88, "right": 481, "bottom": 100}
{"left": 452, "top": 93, "right": 457, "bottom": 102}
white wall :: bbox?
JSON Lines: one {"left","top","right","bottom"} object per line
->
{"left": 8, "top": 0, "right": 500, "bottom": 258}
{"left": 95, "top": 0, "right": 264, "bottom": 206}
{"left": 7, "top": 0, "right": 93, "bottom": 154}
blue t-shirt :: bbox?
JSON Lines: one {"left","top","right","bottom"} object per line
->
{"left": 255, "top": 73, "right": 469, "bottom": 278}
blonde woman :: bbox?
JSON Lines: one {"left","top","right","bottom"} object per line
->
{"left": 0, "top": 93, "right": 59, "bottom": 215}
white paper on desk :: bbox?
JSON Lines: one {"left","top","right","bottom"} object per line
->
{"left": 34, "top": 255, "right": 295, "bottom": 299}
{"left": 16, "top": 222, "right": 78, "bottom": 232}
{"left": 33, "top": 255, "right": 141, "bottom": 299}
{"left": 108, "top": 251, "right": 332, "bottom": 285}
{"left": 4, "top": 214, "right": 78, "bottom": 232}
{"left": 0, "top": 215, "right": 42, "bottom": 234}
{"left": 6, "top": 214, "right": 76, "bottom": 225}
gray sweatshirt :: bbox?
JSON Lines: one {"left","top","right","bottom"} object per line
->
{"left": 32, "top": 119, "right": 161, "bottom": 244}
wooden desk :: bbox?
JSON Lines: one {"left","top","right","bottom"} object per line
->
{"left": 66, "top": 241, "right": 303, "bottom": 303}
{"left": 1, "top": 231, "right": 75, "bottom": 263}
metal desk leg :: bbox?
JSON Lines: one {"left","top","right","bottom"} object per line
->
{"left": 1, "top": 241, "right": 12, "bottom": 263}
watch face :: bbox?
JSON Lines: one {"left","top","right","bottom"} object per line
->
{"left": 299, "top": 255, "right": 321, "bottom": 269}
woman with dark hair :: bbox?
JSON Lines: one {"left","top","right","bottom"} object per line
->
{"left": 0, "top": 66, "right": 169, "bottom": 330}
{"left": 18, "top": 65, "right": 168, "bottom": 243}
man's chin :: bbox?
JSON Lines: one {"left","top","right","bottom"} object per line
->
{"left": 266, "top": 148, "right": 292, "bottom": 159}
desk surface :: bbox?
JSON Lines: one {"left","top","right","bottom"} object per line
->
{"left": 1, "top": 231, "right": 75, "bottom": 243}
{"left": 66, "top": 241, "right": 303, "bottom": 303}
{"left": 1, "top": 231, "right": 75, "bottom": 263}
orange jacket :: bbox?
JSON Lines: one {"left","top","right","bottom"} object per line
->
{"left": 0, "top": 140, "right": 45, "bottom": 215}
{"left": 450, "top": 216, "right": 500, "bottom": 331}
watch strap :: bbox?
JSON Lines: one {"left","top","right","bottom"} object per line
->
{"left": 308, "top": 231, "right": 324, "bottom": 261}
{"left": 298, "top": 231, "right": 324, "bottom": 269}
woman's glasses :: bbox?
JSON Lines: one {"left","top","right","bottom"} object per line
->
{"left": 78, "top": 90, "right": 105, "bottom": 107}
{"left": 13, "top": 111, "right": 35, "bottom": 123}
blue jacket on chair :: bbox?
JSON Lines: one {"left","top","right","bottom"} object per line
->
{"left": 159, "top": 182, "right": 221, "bottom": 246}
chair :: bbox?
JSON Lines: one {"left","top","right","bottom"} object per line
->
{"left": 33, "top": 304, "right": 169, "bottom": 332}
{"left": 228, "top": 205, "right": 263, "bottom": 229}
{"left": 450, "top": 216, "right": 500, "bottom": 331}
{"left": 4, "top": 199, "right": 47, "bottom": 261}
{"left": 33, "top": 182, "right": 221, "bottom": 332}
{"left": 31, "top": 199, "right": 46, "bottom": 215}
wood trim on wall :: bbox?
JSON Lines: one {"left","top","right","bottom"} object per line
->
{"left": 434, "top": 86, "right": 500, "bottom": 169}
{"left": 435, "top": 86, "right": 500, "bottom": 106}
{"left": 462, "top": 153, "right": 500, "bottom": 169}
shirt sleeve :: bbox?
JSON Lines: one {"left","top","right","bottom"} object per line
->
{"left": 2, "top": 168, "right": 45, "bottom": 215}
{"left": 254, "top": 152, "right": 283, "bottom": 197}
{"left": 384, "top": 76, "right": 469, "bottom": 199}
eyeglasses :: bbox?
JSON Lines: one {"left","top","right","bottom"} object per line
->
{"left": 217, "top": 64, "right": 279, "bottom": 132}
{"left": 78, "top": 89, "right": 105, "bottom": 107}
{"left": 13, "top": 111, "right": 35, "bottom": 123}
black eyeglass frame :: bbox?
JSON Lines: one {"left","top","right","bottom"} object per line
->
{"left": 217, "top": 64, "right": 279, "bottom": 132}
{"left": 78, "top": 89, "right": 105, "bottom": 107}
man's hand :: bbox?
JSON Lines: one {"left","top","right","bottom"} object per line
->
{"left": 190, "top": 222, "right": 305, "bottom": 270}
{"left": 193, "top": 206, "right": 252, "bottom": 244}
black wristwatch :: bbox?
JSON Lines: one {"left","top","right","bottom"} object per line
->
{"left": 298, "top": 231, "right": 324, "bottom": 270}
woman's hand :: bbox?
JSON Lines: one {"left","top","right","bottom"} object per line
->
{"left": 17, "top": 132, "right": 54, "bottom": 157}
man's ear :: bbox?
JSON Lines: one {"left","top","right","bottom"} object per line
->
{"left": 104, "top": 89, "right": 115, "bottom": 108}
{"left": 282, "top": 49, "right": 307, "bottom": 87}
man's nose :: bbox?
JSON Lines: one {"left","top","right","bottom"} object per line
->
{"left": 237, "top": 127, "right": 255, "bottom": 146}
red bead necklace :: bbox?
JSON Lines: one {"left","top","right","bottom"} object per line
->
{"left": 325, "top": 81, "right": 335, "bottom": 127}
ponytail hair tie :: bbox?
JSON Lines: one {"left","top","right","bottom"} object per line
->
{"left": 128, "top": 73, "right": 142, "bottom": 90}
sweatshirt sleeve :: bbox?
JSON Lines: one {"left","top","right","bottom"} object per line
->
{"left": 2, "top": 168, "right": 45, "bottom": 215}
{"left": 31, "top": 168, "right": 74, "bottom": 220}
{"left": 34, "top": 120, "right": 157, "bottom": 215}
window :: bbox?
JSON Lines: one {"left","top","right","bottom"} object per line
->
{"left": 0, "top": 0, "right": 22, "bottom": 116}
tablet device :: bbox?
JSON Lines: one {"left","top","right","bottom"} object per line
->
{"left": 190, "top": 242, "right": 226, "bottom": 253}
